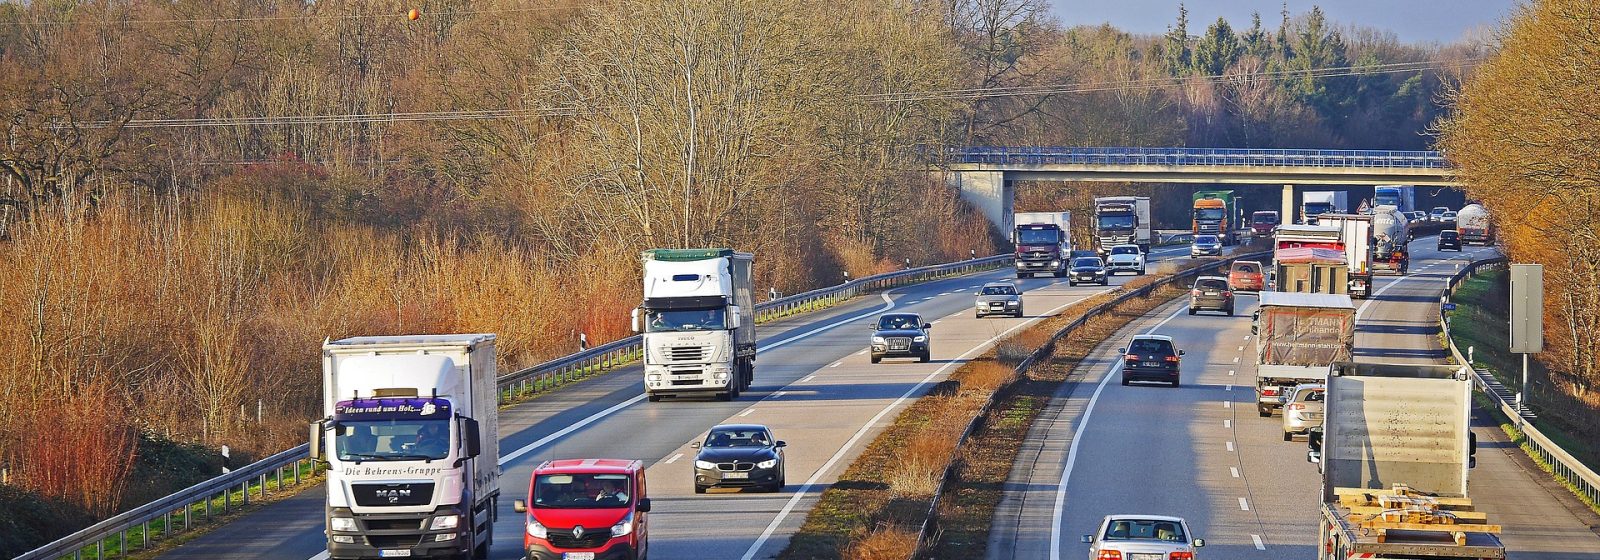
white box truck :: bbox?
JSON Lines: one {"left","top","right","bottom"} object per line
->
{"left": 1092, "top": 197, "right": 1152, "bottom": 254}
{"left": 634, "top": 248, "right": 756, "bottom": 401}
{"left": 1314, "top": 214, "right": 1375, "bottom": 298}
{"left": 1252, "top": 292, "right": 1354, "bottom": 417}
{"left": 1301, "top": 191, "right": 1347, "bottom": 224}
{"left": 312, "top": 334, "right": 500, "bottom": 560}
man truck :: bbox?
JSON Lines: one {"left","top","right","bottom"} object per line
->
{"left": 1373, "top": 185, "right": 1417, "bottom": 215}
{"left": 634, "top": 249, "right": 756, "bottom": 401}
{"left": 312, "top": 334, "right": 501, "bottom": 560}
{"left": 1310, "top": 362, "right": 1503, "bottom": 559}
{"left": 1093, "top": 197, "right": 1152, "bottom": 254}
{"left": 1191, "top": 190, "right": 1238, "bottom": 245}
{"left": 1314, "top": 214, "right": 1375, "bottom": 298}
{"left": 1301, "top": 191, "right": 1348, "bottom": 225}
{"left": 1457, "top": 203, "right": 1494, "bottom": 246}
{"left": 1252, "top": 292, "right": 1354, "bottom": 418}
{"left": 1013, "top": 211, "right": 1072, "bottom": 278}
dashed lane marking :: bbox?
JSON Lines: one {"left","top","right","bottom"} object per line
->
{"left": 1230, "top": 467, "right": 1240, "bottom": 478}
{"left": 1239, "top": 497, "right": 1251, "bottom": 511}
{"left": 1252, "top": 534, "right": 1265, "bottom": 550}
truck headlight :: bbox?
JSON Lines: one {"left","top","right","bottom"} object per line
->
{"left": 330, "top": 517, "right": 357, "bottom": 532}
{"left": 429, "top": 515, "right": 460, "bottom": 531}
{"left": 647, "top": 374, "right": 661, "bottom": 381}
{"left": 913, "top": 336, "right": 927, "bottom": 343}
{"left": 871, "top": 336, "right": 885, "bottom": 345}
{"left": 1050, "top": 260, "right": 1060, "bottom": 267}
{"left": 526, "top": 519, "right": 548, "bottom": 539}
{"left": 757, "top": 459, "right": 778, "bottom": 469}
{"left": 610, "top": 513, "right": 635, "bottom": 537}
{"left": 695, "top": 460, "right": 717, "bottom": 470}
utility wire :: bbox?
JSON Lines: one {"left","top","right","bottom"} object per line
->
{"left": 0, "top": 6, "right": 571, "bottom": 26}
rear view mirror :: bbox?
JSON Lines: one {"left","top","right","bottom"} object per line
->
{"left": 309, "top": 422, "right": 324, "bottom": 461}
{"left": 776, "top": 441, "right": 787, "bottom": 448}
{"left": 1117, "top": 348, "right": 1127, "bottom": 354}
{"left": 463, "top": 419, "right": 482, "bottom": 458}
{"left": 1080, "top": 535, "right": 1093, "bottom": 544}
{"left": 513, "top": 499, "right": 527, "bottom": 513}
{"left": 631, "top": 308, "right": 641, "bottom": 333}
{"left": 690, "top": 441, "right": 701, "bottom": 449}
{"left": 636, "top": 498, "right": 652, "bottom": 512}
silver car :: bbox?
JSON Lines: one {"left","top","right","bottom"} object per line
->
{"left": 1190, "top": 234, "right": 1222, "bottom": 257}
{"left": 975, "top": 281, "right": 1023, "bottom": 318}
{"left": 1282, "top": 383, "right": 1326, "bottom": 441}
{"left": 1082, "top": 514, "right": 1205, "bottom": 559}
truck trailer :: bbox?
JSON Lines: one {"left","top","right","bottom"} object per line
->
{"left": 635, "top": 249, "right": 756, "bottom": 401}
{"left": 1311, "top": 362, "right": 1503, "bottom": 559}
{"left": 1093, "top": 196, "right": 1152, "bottom": 254}
{"left": 1456, "top": 204, "right": 1494, "bottom": 246}
{"left": 312, "top": 334, "right": 501, "bottom": 560}
{"left": 1370, "top": 205, "right": 1411, "bottom": 274}
{"left": 1314, "top": 214, "right": 1375, "bottom": 298}
{"left": 1252, "top": 292, "right": 1354, "bottom": 417}
{"left": 1013, "top": 211, "right": 1072, "bottom": 278}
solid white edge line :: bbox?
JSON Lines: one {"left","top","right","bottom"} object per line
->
{"left": 746, "top": 286, "right": 1119, "bottom": 560}
{"left": 1049, "top": 305, "right": 1186, "bottom": 560}
{"left": 665, "top": 453, "right": 683, "bottom": 464}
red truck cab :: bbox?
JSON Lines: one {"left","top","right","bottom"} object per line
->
{"left": 513, "top": 459, "right": 650, "bottom": 560}
{"left": 1250, "top": 211, "right": 1280, "bottom": 236}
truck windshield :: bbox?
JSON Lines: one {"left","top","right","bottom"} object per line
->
{"left": 1015, "top": 228, "right": 1061, "bottom": 245}
{"left": 1096, "top": 215, "right": 1134, "bottom": 230}
{"left": 1304, "top": 203, "right": 1332, "bottom": 215}
{"left": 1194, "top": 208, "right": 1225, "bottom": 221}
{"left": 336, "top": 419, "right": 450, "bottom": 461}
{"left": 645, "top": 307, "right": 726, "bottom": 332}
{"left": 532, "top": 473, "right": 632, "bottom": 509}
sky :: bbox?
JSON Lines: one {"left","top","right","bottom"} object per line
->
{"left": 1048, "top": 0, "right": 1519, "bottom": 44}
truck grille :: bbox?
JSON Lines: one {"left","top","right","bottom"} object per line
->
{"left": 364, "top": 518, "right": 424, "bottom": 531}
{"left": 665, "top": 345, "right": 709, "bottom": 362}
{"left": 1022, "top": 251, "right": 1051, "bottom": 260}
{"left": 547, "top": 529, "right": 613, "bottom": 549}
{"left": 366, "top": 535, "right": 423, "bottom": 549}
{"left": 887, "top": 337, "right": 911, "bottom": 350}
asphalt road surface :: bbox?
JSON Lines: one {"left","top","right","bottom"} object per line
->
{"left": 987, "top": 239, "right": 1600, "bottom": 560}
{"left": 159, "top": 246, "right": 1212, "bottom": 560}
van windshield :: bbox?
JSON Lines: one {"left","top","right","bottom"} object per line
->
{"left": 533, "top": 473, "right": 632, "bottom": 509}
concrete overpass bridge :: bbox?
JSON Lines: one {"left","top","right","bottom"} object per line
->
{"left": 941, "top": 146, "right": 1458, "bottom": 234}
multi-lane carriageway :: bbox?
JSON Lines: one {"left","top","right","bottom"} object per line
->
{"left": 988, "top": 240, "right": 1600, "bottom": 560}
{"left": 161, "top": 246, "right": 1199, "bottom": 560}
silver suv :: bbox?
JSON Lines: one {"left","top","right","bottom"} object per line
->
{"left": 975, "top": 282, "right": 1023, "bottom": 318}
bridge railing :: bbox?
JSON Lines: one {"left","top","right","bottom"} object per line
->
{"left": 940, "top": 146, "right": 1450, "bottom": 169}
{"left": 1441, "top": 257, "right": 1600, "bottom": 512}
{"left": 15, "top": 254, "right": 1012, "bottom": 560}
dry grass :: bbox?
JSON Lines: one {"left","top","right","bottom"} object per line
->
{"left": 841, "top": 523, "right": 921, "bottom": 560}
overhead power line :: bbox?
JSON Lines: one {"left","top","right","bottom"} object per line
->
{"left": 0, "top": 6, "right": 572, "bottom": 26}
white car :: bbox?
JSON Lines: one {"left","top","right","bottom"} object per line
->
{"left": 1104, "top": 244, "right": 1146, "bottom": 275}
{"left": 1082, "top": 514, "right": 1205, "bottom": 559}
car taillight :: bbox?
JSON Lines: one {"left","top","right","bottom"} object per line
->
{"left": 1262, "top": 388, "right": 1278, "bottom": 396}
{"left": 1191, "top": 289, "right": 1201, "bottom": 296}
{"left": 1096, "top": 551, "right": 1122, "bottom": 560}
{"left": 1223, "top": 291, "right": 1233, "bottom": 298}
{"left": 1165, "top": 355, "right": 1180, "bottom": 362}
{"left": 1125, "top": 355, "right": 1139, "bottom": 363}
{"left": 1287, "top": 403, "right": 1305, "bottom": 411}
{"left": 1169, "top": 552, "right": 1194, "bottom": 560}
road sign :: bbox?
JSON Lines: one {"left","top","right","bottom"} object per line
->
{"left": 1442, "top": 302, "right": 1457, "bottom": 311}
{"left": 1509, "top": 264, "right": 1543, "bottom": 353}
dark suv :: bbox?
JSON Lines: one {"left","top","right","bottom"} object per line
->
{"left": 1438, "top": 229, "right": 1462, "bottom": 251}
{"left": 1120, "top": 335, "right": 1184, "bottom": 386}
{"left": 1189, "top": 276, "right": 1234, "bottom": 316}
{"left": 870, "top": 313, "right": 931, "bottom": 363}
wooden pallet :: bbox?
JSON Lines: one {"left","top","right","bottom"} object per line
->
{"left": 1332, "top": 485, "right": 1501, "bottom": 545}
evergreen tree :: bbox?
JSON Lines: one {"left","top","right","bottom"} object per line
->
{"left": 1162, "top": 3, "right": 1192, "bottom": 76}
{"left": 1241, "top": 12, "right": 1271, "bottom": 60}
{"left": 1194, "top": 17, "right": 1242, "bottom": 75}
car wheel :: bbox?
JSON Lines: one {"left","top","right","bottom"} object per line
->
{"left": 1015, "top": 309, "right": 1024, "bottom": 318}
{"left": 1258, "top": 405, "right": 1272, "bottom": 418}
{"left": 871, "top": 355, "right": 881, "bottom": 364}
{"left": 1138, "top": 267, "right": 1146, "bottom": 276}
{"left": 694, "top": 484, "right": 707, "bottom": 494}
{"left": 1284, "top": 431, "right": 1294, "bottom": 442}
{"left": 1121, "top": 376, "right": 1130, "bottom": 386}
{"left": 1101, "top": 278, "right": 1109, "bottom": 286}
{"left": 647, "top": 394, "right": 662, "bottom": 402}
{"left": 1188, "top": 308, "right": 1196, "bottom": 316}
{"left": 975, "top": 312, "right": 983, "bottom": 318}
{"left": 1171, "top": 379, "right": 1180, "bottom": 388}
{"left": 919, "top": 351, "right": 931, "bottom": 363}
{"left": 1068, "top": 280, "right": 1076, "bottom": 286}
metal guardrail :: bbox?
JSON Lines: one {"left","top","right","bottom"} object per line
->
{"left": 16, "top": 254, "right": 1011, "bottom": 560}
{"left": 942, "top": 146, "right": 1450, "bottom": 169}
{"left": 1440, "top": 257, "right": 1600, "bottom": 511}
{"left": 910, "top": 249, "right": 1274, "bottom": 557}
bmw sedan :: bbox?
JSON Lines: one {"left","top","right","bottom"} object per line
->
{"left": 1082, "top": 515, "right": 1205, "bottom": 559}
{"left": 693, "top": 424, "right": 786, "bottom": 493}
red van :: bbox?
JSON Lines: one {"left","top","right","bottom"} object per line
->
{"left": 513, "top": 459, "right": 650, "bottom": 560}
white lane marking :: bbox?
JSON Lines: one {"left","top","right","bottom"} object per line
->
{"left": 751, "top": 287, "right": 1119, "bottom": 560}
{"left": 1355, "top": 247, "right": 1488, "bottom": 321}
{"left": 772, "top": 391, "right": 787, "bottom": 398}
{"left": 1226, "top": 441, "right": 1235, "bottom": 452}
{"left": 1232, "top": 356, "right": 1239, "bottom": 363}
{"left": 309, "top": 554, "right": 328, "bottom": 560}
{"left": 1230, "top": 466, "right": 1240, "bottom": 478}
{"left": 801, "top": 375, "right": 816, "bottom": 383}
{"left": 665, "top": 453, "right": 683, "bottom": 464}
{"left": 1239, "top": 497, "right": 1251, "bottom": 511}
{"left": 740, "top": 409, "right": 755, "bottom": 417}
{"left": 1228, "top": 369, "right": 1235, "bottom": 376}
{"left": 1237, "top": 345, "right": 1244, "bottom": 351}
{"left": 1223, "top": 419, "right": 1231, "bottom": 428}
{"left": 1049, "top": 305, "right": 1186, "bottom": 560}
{"left": 1243, "top": 335, "right": 1250, "bottom": 340}
{"left": 1224, "top": 401, "right": 1232, "bottom": 409}
{"left": 1252, "top": 534, "right": 1266, "bottom": 550}
{"left": 830, "top": 362, "right": 841, "bottom": 368}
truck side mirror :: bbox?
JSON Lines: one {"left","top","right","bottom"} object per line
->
{"left": 636, "top": 498, "right": 652, "bottom": 513}
{"left": 463, "top": 419, "right": 482, "bottom": 458}
{"left": 1469, "top": 431, "right": 1478, "bottom": 469}
{"left": 728, "top": 306, "right": 742, "bottom": 329}
{"left": 513, "top": 499, "right": 527, "bottom": 513}
{"left": 1307, "top": 430, "right": 1323, "bottom": 464}
{"left": 309, "top": 422, "right": 324, "bottom": 461}
{"left": 631, "top": 308, "right": 642, "bottom": 333}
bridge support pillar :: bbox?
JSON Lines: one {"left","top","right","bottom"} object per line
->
{"left": 1282, "top": 184, "right": 1296, "bottom": 225}
{"left": 946, "top": 170, "right": 1013, "bottom": 237}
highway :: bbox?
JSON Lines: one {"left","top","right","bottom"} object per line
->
{"left": 159, "top": 246, "right": 1203, "bottom": 560}
{"left": 986, "top": 239, "right": 1600, "bottom": 559}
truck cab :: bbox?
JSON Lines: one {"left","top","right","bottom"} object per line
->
{"left": 635, "top": 249, "right": 756, "bottom": 402}
{"left": 513, "top": 459, "right": 650, "bottom": 560}
{"left": 1013, "top": 211, "right": 1072, "bottom": 278}
{"left": 1250, "top": 210, "right": 1280, "bottom": 236}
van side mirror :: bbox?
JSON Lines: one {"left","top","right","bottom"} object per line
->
{"left": 513, "top": 499, "right": 527, "bottom": 513}
{"left": 631, "top": 308, "right": 642, "bottom": 333}
{"left": 728, "top": 306, "right": 742, "bottom": 329}
{"left": 637, "top": 498, "right": 652, "bottom": 512}
{"left": 463, "top": 419, "right": 482, "bottom": 458}
{"left": 1469, "top": 431, "right": 1478, "bottom": 469}
{"left": 309, "top": 422, "right": 324, "bottom": 461}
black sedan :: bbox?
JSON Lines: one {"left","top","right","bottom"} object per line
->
{"left": 693, "top": 424, "right": 786, "bottom": 493}
{"left": 1438, "top": 230, "right": 1462, "bottom": 251}
{"left": 1067, "top": 256, "right": 1109, "bottom": 286}
{"left": 870, "top": 313, "right": 931, "bottom": 363}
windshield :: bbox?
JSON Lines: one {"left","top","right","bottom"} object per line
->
{"left": 703, "top": 427, "right": 773, "bottom": 448}
{"left": 1016, "top": 228, "right": 1062, "bottom": 245}
{"left": 1195, "top": 235, "right": 1219, "bottom": 245}
{"left": 981, "top": 285, "right": 1017, "bottom": 296}
{"left": 877, "top": 315, "right": 921, "bottom": 330}
{"left": 1232, "top": 262, "right": 1261, "bottom": 274}
{"left": 1303, "top": 203, "right": 1332, "bottom": 214}
{"left": 1110, "top": 246, "right": 1139, "bottom": 255}
{"left": 1252, "top": 213, "right": 1278, "bottom": 224}
{"left": 645, "top": 307, "right": 726, "bottom": 332}
{"left": 1442, "top": 231, "right": 1458, "bottom": 239}
{"left": 1073, "top": 258, "right": 1102, "bottom": 268}
{"left": 336, "top": 419, "right": 450, "bottom": 462}
{"left": 1196, "top": 279, "right": 1228, "bottom": 291}
{"left": 532, "top": 473, "right": 632, "bottom": 509}
{"left": 1375, "top": 193, "right": 1401, "bottom": 206}
{"left": 1128, "top": 338, "right": 1174, "bottom": 355}
{"left": 1097, "top": 215, "right": 1134, "bottom": 230}
{"left": 1194, "top": 208, "right": 1225, "bottom": 221}
{"left": 1102, "top": 519, "right": 1187, "bottom": 542}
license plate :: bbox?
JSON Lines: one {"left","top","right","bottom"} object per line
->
{"left": 1131, "top": 554, "right": 1164, "bottom": 560}
{"left": 563, "top": 554, "right": 596, "bottom": 560}
{"left": 890, "top": 344, "right": 908, "bottom": 350}
{"left": 1204, "top": 291, "right": 1219, "bottom": 296}
{"left": 991, "top": 303, "right": 1004, "bottom": 308}
{"left": 1141, "top": 362, "right": 1162, "bottom": 367}
{"left": 723, "top": 472, "right": 749, "bottom": 479}
{"left": 380, "top": 551, "right": 412, "bottom": 558}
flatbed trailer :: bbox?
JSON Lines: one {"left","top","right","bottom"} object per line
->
{"left": 1320, "top": 486, "right": 1505, "bottom": 559}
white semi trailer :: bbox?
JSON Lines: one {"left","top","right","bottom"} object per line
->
{"left": 634, "top": 248, "right": 756, "bottom": 401}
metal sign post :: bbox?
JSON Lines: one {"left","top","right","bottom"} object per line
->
{"left": 1508, "top": 264, "right": 1544, "bottom": 409}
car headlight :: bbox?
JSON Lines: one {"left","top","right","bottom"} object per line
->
{"left": 429, "top": 514, "right": 460, "bottom": 531}
{"left": 757, "top": 459, "right": 778, "bottom": 469}
{"left": 610, "top": 512, "right": 634, "bottom": 537}
{"left": 695, "top": 460, "right": 717, "bottom": 470}
{"left": 525, "top": 519, "right": 547, "bottom": 539}
{"left": 913, "top": 336, "right": 927, "bottom": 343}
{"left": 330, "top": 517, "right": 357, "bottom": 532}
{"left": 871, "top": 336, "right": 885, "bottom": 345}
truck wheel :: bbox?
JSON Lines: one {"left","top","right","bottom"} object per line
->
{"left": 647, "top": 394, "right": 662, "bottom": 402}
{"left": 1283, "top": 431, "right": 1294, "bottom": 442}
{"left": 1226, "top": 306, "right": 1234, "bottom": 316}
{"left": 871, "top": 355, "right": 881, "bottom": 364}
{"left": 1188, "top": 308, "right": 1196, "bottom": 316}
{"left": 716, "top": 391, "right": 732, "bottom": 402}
{"left": 1258, "top": 405, "right": 1272, "bottom": 418}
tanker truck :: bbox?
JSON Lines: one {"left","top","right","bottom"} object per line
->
{"left": 1370, "top": 205, "right": 1410, "bottom": 275}
{"left": 1456, "top": 203, "right": 1494, "bottom": 246}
